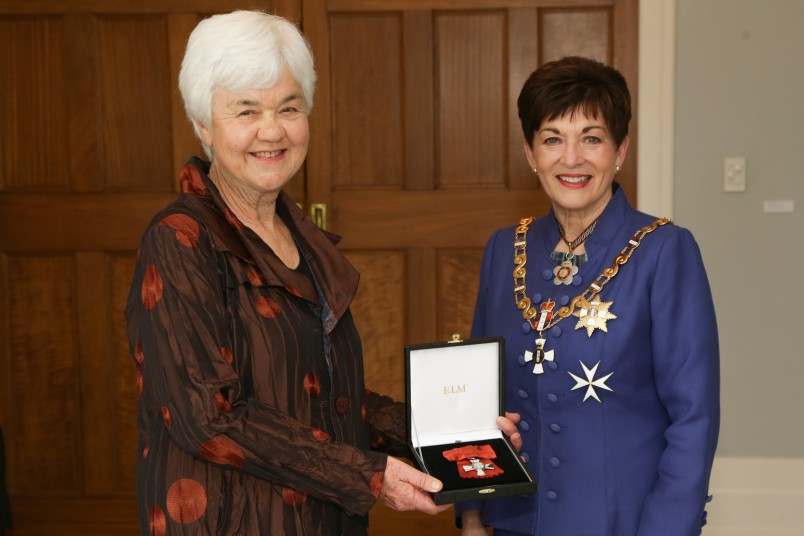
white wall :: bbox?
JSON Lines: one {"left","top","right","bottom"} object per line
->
{"left": 674, "top": 0, "right": 804, "bottom": 458}
{"left": 639, "top": 0, "right": 804, "bottom": 533}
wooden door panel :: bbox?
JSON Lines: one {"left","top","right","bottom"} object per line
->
{"left": 371, "top": 504, "right": 460, "bottom": 535}
{"left": 347, "top": 250, "right": 408, "bottom": 401}
{"left": 111, "top": 253, "right": 139, "bottom": 493}
{"left": 541, "top": 8, "right": 611, "bottom": 63}
{"left": 330, "top": 14, "right": 404, "bottom": 187}
{"left": 76, "top": 251, "right": 116, "bottom": 496}
{"left": 0, "top": 17, "right": 69, "bottom": 189}
{"left": 97, "top": 15, "right": 174, "bottom": 190}
{"left": 10, "top": 497, "right": 139, "bottom": 535}
{"left": 438, "top": 249, "right": 484, "bottom": 340}
{"left": 6, "top": 255, "right": 81, "bottom": 494}
{"left": 436, "top": 11, "right": 506, "bottom": 186}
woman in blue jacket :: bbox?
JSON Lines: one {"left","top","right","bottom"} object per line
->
{"left": 458, "top": 57, "right": 719, "bottom": 536}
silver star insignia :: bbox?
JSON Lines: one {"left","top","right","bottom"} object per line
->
{"left": 568, "top": 360, "right": 613, "bottom": 403}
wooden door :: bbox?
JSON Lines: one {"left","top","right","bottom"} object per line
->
{"left": 302, "top": 0, "right": 638, "bottom": 533}
{"left": 0, "top": 1, "right": 299, "bottom": 535}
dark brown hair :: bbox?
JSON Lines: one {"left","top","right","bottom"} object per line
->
{"left": 517, "top": 56, "right": 631, "bottom": 147}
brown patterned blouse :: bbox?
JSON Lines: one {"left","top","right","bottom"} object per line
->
{"left": 126, "top": 158, "right": 407, "bottom": 535}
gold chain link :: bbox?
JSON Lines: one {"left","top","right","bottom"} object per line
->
{"left": 514, "top": 217, "right": 672, "bottom": 332}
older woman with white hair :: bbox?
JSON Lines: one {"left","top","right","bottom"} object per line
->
{"left": 125, "top": 10, "right": 461, "bottom": 535}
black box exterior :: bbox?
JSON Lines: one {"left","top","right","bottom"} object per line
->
{"left": 405, "top": 336, "right": 537, "bottom": 504}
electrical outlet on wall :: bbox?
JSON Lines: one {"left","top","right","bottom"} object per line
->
{"left": 723, "top": 156, "right": 746, "bottom": 192}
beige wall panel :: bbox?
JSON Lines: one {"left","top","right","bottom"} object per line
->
{"left": 330, "top": 14, "right": 404, "bottom": 189}
{"left": 540, "top": 8, "right": 611, "bottom": 64}
{"left": 437, "top": 248, "right": 483, "bottom": 341}
{"left": 7, "top": 254, "right": 80, "bottom": 493}
{"left": 112, "top": 252, "right": 139, "bottom": 492}
{"left": 0, "top": 17, "right": 68, "bottom": 191}
{"left": 98, "top": 15, "right": 173, "bottom": 191}
{"left": 345, "top": 249, "right": 406, "bottom": 401}
{"left": 436, "top": 11, "right": 505, "bottom": 188}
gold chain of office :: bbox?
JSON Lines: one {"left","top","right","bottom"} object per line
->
{"left": 513, "top": 216, "right": 673, "bottom": 332}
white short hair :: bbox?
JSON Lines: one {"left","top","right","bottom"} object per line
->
{"left": 178, "top": 11, "right": 316, "bottom": 158}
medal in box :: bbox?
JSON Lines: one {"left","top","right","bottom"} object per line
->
{"left": 405, "top": 335, "right": 538, "bottom": 504}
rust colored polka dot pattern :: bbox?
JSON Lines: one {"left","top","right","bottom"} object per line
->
{"left": 370, "top": 472, "right": 384, "bottom": 499}
{"left": 142, "top": 440, "right": 149, "bottom": 459}
{"left": 199, "top": 435, "right": 245, "bottom": 467}
{"left": 335, "top": 396, "right": 350, "bottom": 414}
{"left": 134, "top": 342, "right": 144, "bottom": 364}
{"left": 161, "top": 406, "right": 171, "bottom": 429}
{"left": 311, "top": 428, "right": 330, "bottom": 442}
{"left": 285, "top": 284, "right": 303, "bottom": 297}
{"left": 167, "top": 478, "right": 207, "bottom": 523}
{"left": 179, "top": 165, "right": 207, "bottom": 195}
{"left": 214, "top": 391, "right": 231, "bottom": 413}
{"left": 247, "top": 269, "right": 265, "bottom": 287}
{"left": 224, "top": 208, "right": 244, "bottom": 230}
{"left": 149, "top": 505, "right": 166, "bottom": 536}
{"left": 282, "top": 487, "right": 307, "bottom": 506}
{"left": 142, "top": 265, "right": 163, "bottom": 311}
{"left": 255, "top": 296, "right": 281, "bottom": 318}
{"left": 370, "top": 433, "right": 386, "bottom": 450}
{"left": 159, "top": 214, "right": 200, "bottom": 248}
{"left": 219, "top": 346, "right": 234, "bottom": 365}
{"left": 303, "top": 372, "right": 320, "bottom": 398}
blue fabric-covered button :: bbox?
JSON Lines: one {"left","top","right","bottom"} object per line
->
{"left": 546, "top": 491, "right": 558, "bottom": 501}
{"left": 521, "top": 451, "right": 530, "bottom": 463}
{"left": 517, "top": 354, "right": 526, "bottom": 366}
{"left": 522, "top": 321, "right": 532, "bottom": 334}
{"left": 518, "top": 389, "right": 529, "bottom": 400}
{"left": 572, "top": 275, "right": 583, "bottom": 286}
{"left": 542, "top": 269, "right": 553, "bottom": 280}
{"left": 547, "top": 393, "right": 558, "bottom": 402}
{"left": 532, "top": 292, "right": 542, "bottom": 303}
{"left": 547, "top": 361, "right": 558, "bottom": 370}
{"left": 550, "top": 423, "right": 562, "bottom": 433}
{"left": 550, "top": 326, "right": 562, "bottom": 337}
{"left": 520, "top": 420, "right": 530, "bottom": 432}
{"left": 560, "top": 295, "right": 570, "bottom": 306}
{"left": 549, "top": 457, "right": 560, "bottom": 468}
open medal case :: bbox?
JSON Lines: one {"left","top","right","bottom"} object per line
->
{"left": 405, "top": 335, "right": 538, "bottom": 504}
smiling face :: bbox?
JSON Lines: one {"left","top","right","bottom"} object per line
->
{"left": 524, "top": 110, "right": 628, "bottom": 226}
{"left": 197, "top": 68, "right": 309, "bottom": 206}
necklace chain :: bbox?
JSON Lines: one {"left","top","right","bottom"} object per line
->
{"left": 557, "top": 217, "right": 599, "bottom": 253}
{"left": 514, "top": 216, "right": 672, "bottom": 332}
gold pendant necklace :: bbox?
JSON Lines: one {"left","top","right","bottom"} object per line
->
{"left": 513, "top": 216, "right": 672, "bottom": 374}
